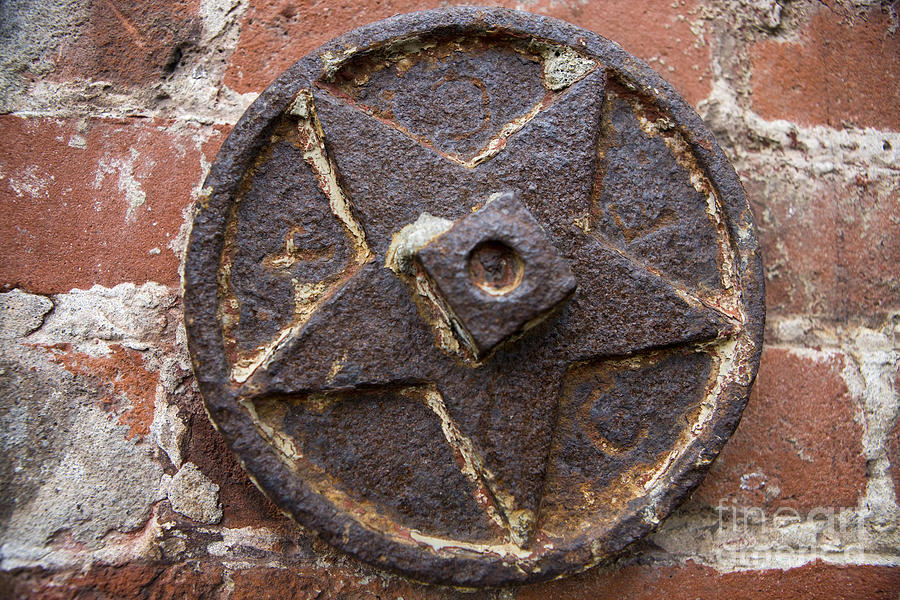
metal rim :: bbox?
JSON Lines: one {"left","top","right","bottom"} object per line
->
{"left": 183, "top": 7, "right": 765, "bottom": 586}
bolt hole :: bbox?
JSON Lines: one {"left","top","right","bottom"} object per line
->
{"left": 468, "top": 241, "right": 524, "bottom": 296}
{"left": 884, "top": 140, "right": 892, "bottom": 151}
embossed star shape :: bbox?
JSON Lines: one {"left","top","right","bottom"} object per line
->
{"left": 237, "top": 62, "right": 739, "bottom": 547}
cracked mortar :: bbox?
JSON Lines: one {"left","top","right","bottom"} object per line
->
{"left": 165, "top": 462, "right": 223, "bottom": 524}
{"left": 650, "top": 315, "right": 900, "bottom": 572}
{"left": 0, "top": 284, "right": 220, "bottom": 570}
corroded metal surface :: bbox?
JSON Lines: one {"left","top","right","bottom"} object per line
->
{"left": 414, "top": 191, "right": 577, "bottom": 359}
{"left": 183, "top": 7, "right": 764, "bottom": 587}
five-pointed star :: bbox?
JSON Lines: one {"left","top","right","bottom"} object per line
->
{"left": 240, "top": 66, "right": 738, "bottom": 545}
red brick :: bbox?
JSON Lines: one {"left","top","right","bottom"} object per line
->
{"left": 541, "top": 0, "right": 712, "bottom": 105}
{"left": 0, "top": 116, "right": 225, "bottom": 293}
{"left": 834, "top": 176, "right": 900, "bottom": 318}
{"left": 516, "top": 560, "right": 900, "bottom": 600}
{"left": 231, "top": 568, "right": 332, "bottom": 600}
{"left": 230, "top": 565, "right": 470, "bottom": 600}
{"left": 745, "top": 168, "right": 900, "bottom": 320}
{"left": 5, "top": 560, "right": 898, "bottom": 600}
{"left": 744, "top": 170, "right": 839, "bottom": 318}
{"left": 145, "top": 562, "right": 223, "bottom": 600}
{"left": 1, "top": 562, "right": 224, "bottom": 600}
{"left": 692, "top": 347, "right": 865, "bottom": 513}
{"left": 224, "top": 0, "right": 711, "bottom": 106}
{"left": 5, "top": 563, "right": 466, "bottom": 600}
{"left": 750, "top": 5, "right": 900, "bottom": 130}
{"left": 54, "top": 0, "right": 201, "bottom": 86}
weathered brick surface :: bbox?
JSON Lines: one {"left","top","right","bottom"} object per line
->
{"left": 517, "top": 560, "right": 900, "bottom": 600}
{"left": 4, "top": 560, "right": 895, "bottom": 600}
{"left": 183, "top": 406, "right": 291, "bottom": 529}
{"left": 229, "top": 566, "right": 473, "bottom": 600}
{"left": 750, "top": 5, "right": 900, "bottom": 131}
{"left": 743, "top": 165, "right": 900, "bottom": 320}
{"left": 0, "top": 116, "right": 225, "bottom": 293}
{"left": 42, "top": 343, "right": 159, "bottom": 440}
{"left": 693, "top": 346, "right": 866, "bottom": 512}
{"left": 889, "top": 366, "right": 900, "bottom": 499}
{"left": 0, "top": 562, "right": 225, "bottom": 600}
{"left": 224, "top": 0, "right": 712, "bottom": 104}
{"left": 54, "top": 0, "right": 202, "bottom": 86}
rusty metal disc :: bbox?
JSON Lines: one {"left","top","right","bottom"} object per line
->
{"left": 183, "top": 7, "right": 764, "bottom": 587}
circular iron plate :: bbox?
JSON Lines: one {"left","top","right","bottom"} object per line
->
{"left": 184, "top": 7, "right": 764, "bottom": 587}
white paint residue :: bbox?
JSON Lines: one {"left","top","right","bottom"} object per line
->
{"left": 239, "top": 399, "right": 303, "bottom": 460}
{"left": 385, "top": 213, "right": 453, "bottom": 275}
{"left": 93, "top": 147, "right": 149, "bottom": 223}
{"left": 634, "top": 111, "right": 741, "bottom": 319}
{"left": 638, "top": 337, "right": 741, "bottom": 512}
{"left": 320, "top": 46, "right": 358, "bottom": 77}
{"left": 206, "top": 525, "right": 281, "bottom": 557}
{"left": 409, "top": 530, "right": 534, "bottom": 560}
{"left": 417, "top": 387, "right": 507, "bottom": 532}
{"left": 67, "top": 134, "right": 87, "bottom": 149}
{"left": 295, "top": 90, "right": 369, "bottom": 257}
{"left": 8, "top": 164, "right": 52, "bottom": 199}
{"left": 417, "top": 386, "right": 536, "bottom": 548}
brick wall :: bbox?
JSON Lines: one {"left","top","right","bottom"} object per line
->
{"left": 1, "top": 0, "right": 898, "bottom": 598}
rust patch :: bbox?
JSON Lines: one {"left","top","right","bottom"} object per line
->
{"left": 39, "top": 343, "right": 157, "bottom": 440}
{"left": 590, "top": 79, "right": 741, "bottom": 321}
{"left": 319, "top": 32, "right": 598, "bottom": 168}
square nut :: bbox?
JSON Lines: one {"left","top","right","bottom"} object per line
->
{"left": 415, "top": 191, "right": 577, "bottom": 358}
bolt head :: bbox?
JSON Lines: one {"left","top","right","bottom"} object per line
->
{"left": 415, "top": 191, "right": 577, "bottom": 359}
